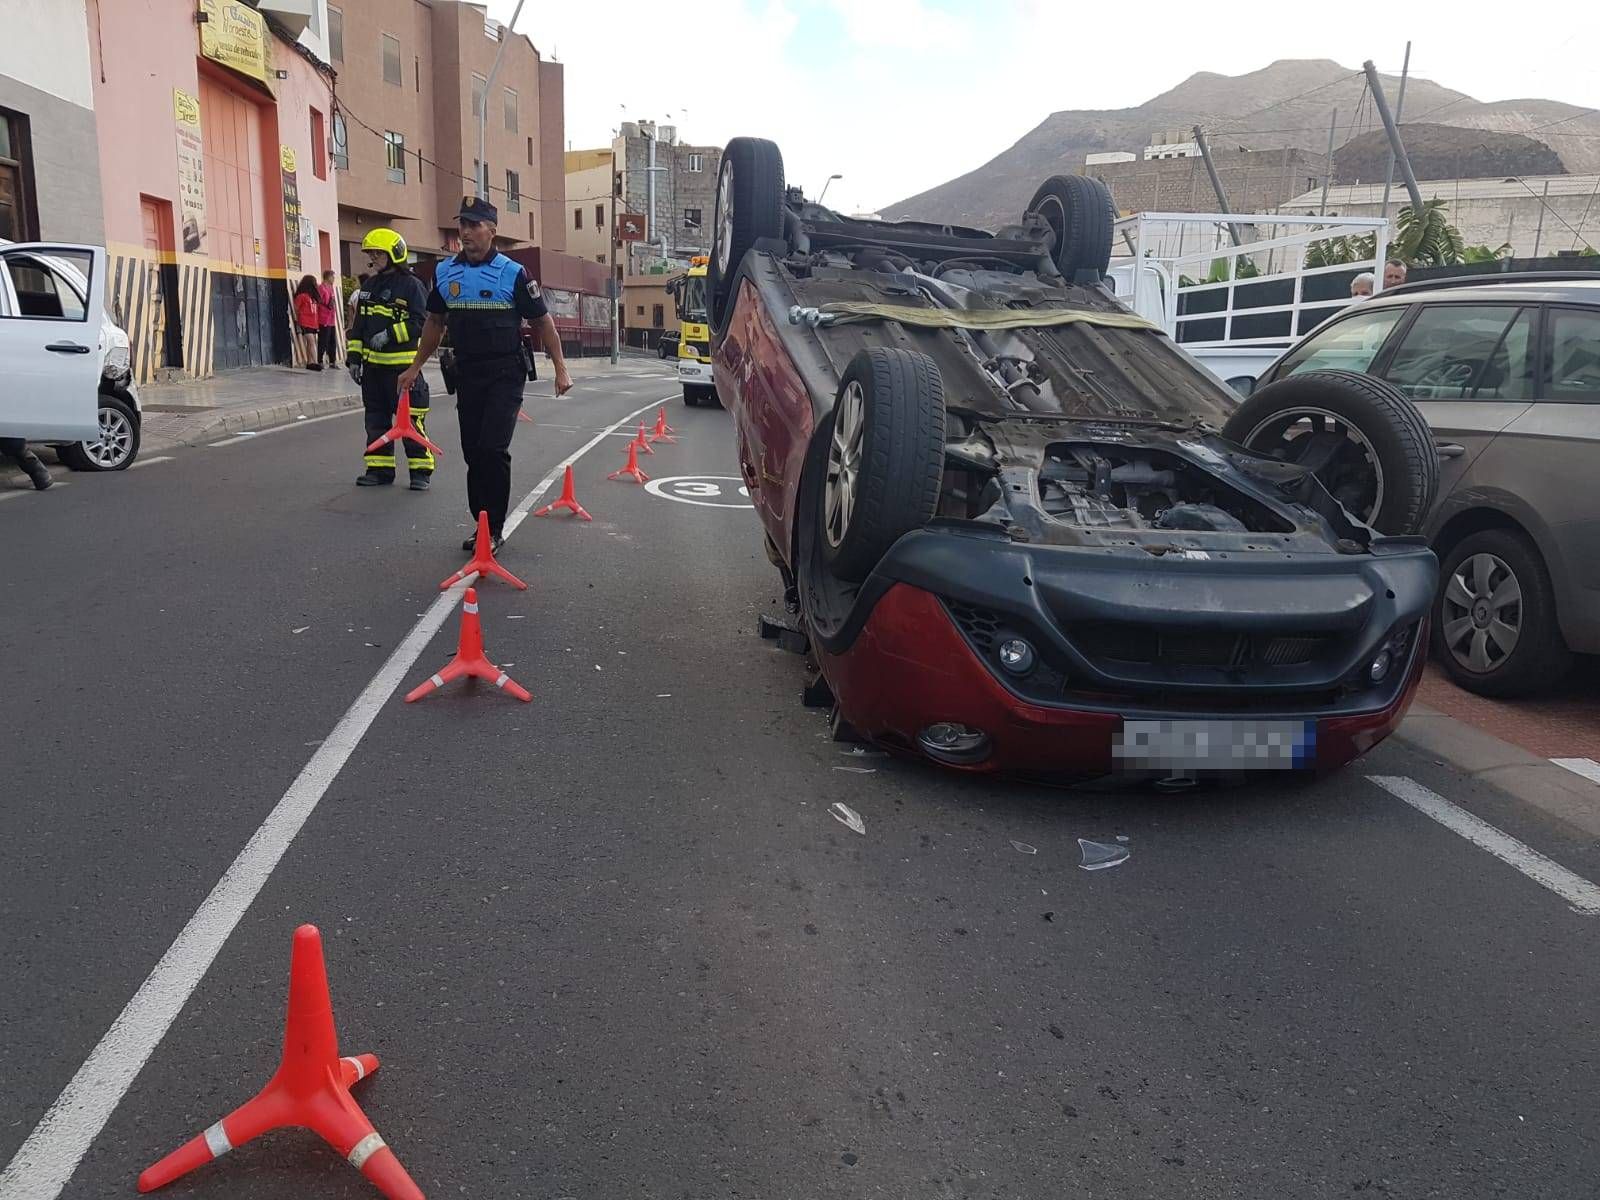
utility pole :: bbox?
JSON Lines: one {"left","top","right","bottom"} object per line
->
{"left": 1364, "top": 60, "right": 1425, "bottom": 217}
{"left": 476, "top": 0, "right": 525, "bottom": 200}
{"left": 1533, "top": 179, "right": 1550, "bottom": 258}
{"left": 646, "top": 128, "right": 657, "bottom": 272}
{"left": 1379, "top": 41, "right": 1411, "bottom": 219}
{"left": 1319, "top": 108, "right": 1338, "bottom": 216}
{"left": 1192, "top": 125, "right": 1244, "bottom": 246}
{"left": 610, "top": 144, "right": 620, "bottom": 364}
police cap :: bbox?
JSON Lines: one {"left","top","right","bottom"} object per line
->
{"left": 458, "top": 195, "right": 499, "bottom": 224}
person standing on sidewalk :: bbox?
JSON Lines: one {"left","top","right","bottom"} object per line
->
{"left": 1, "top": 439, "right": 52, "bottom": 491}
{"left": 316, "top": 269, "right": 340, "bottom": 367}
{"left": 348, "top": 229, "right": 433, "bottom": 490}
{"left": 397, "top": 196, "right": 572, "bottom": 550}
{"left": 292, "top": 276, "right": 322, "bottom": 371}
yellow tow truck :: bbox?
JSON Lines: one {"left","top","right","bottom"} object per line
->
{"left": 672, "top": 256, "right": 717, "bottom": 407}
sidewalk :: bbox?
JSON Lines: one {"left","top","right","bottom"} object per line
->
{"left": 139, "top": 351, "right": 666, "bottom": 452}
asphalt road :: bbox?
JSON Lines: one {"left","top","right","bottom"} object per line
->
{"left": 3, "top": 366, "right": 1599, "bottom": 1200}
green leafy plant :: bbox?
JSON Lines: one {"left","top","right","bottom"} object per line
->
{"left": 1460, "top": 242, "right": 1514, "bottom": 263}
{"left": 1304, "top": 232, "right": 1378, "bottom": 268}
{"left": 1393, "top": 198, "right": 1466, "bottom": 267}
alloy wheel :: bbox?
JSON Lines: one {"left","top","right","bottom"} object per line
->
{"left": 824, "top": 381, "right": 865, "bottom": 549}
{"left": 84, "top": 405, "right": 135, "bottom": 469}
{"left": 715, "top": 162, "right": 735, "bottom": 276}
{"left": 1441, "top": 551, "right": 1522, "bottom": 674}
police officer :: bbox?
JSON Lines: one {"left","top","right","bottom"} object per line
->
{"left": 399, "top": 196, "right": 572, "bottom": 551}
{"left": 349, "top": 228, "right": 434, "bottom": 490}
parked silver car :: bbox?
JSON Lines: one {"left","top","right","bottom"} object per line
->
{"left": 1243, "top": 275, "right": 1600, "bottom": 696}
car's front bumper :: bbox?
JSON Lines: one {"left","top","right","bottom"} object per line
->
{"left": 811, "top": 528, "right": 1436, "bottom": 778}
{"left": 677, "top": 358, "right": 713, "bottom": 385}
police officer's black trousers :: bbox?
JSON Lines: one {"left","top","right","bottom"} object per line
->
{"left": 454, "top": 360, "right": 524, "bottom": 536}
{"left": 361, "top": 369, "right": 432, "bottom": 479}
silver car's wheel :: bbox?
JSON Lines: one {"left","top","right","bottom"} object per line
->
{"left": 824, "top": 380, "right": 865, "bottom": 548}
{"left": 1440, "top": 551, "right": 1521, "bottom": 673}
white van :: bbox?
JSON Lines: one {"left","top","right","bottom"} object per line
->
{"left": 0, "top": 241, "right": 142, "bottom": 470}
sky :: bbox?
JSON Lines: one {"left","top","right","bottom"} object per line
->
{"left": 486, "top": 0, "right": 1600, "bottom": 216}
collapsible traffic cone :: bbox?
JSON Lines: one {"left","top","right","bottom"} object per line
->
{"left": 608, "top": 438, "right": 649, "bottom": 484}
{"left": 405, "top": 587, "right": 531, "bottom": 702}
{"left": 516, "top": 406, "right": 533, "bottom": 423}
{"left": 364, "top": 391, "right": 445, "bottom": 457}
{"left": 440, "top": 510, "right": 527, "bottom": 590}
{"left": 533, "top": 464, "right": 592, "bottom": 520}
{"left": 138, "top": 925, "right": 423, "bottom": 1199}
{"left": 648, "top": 409, "right": 677, "bottom": 444}
{"left": 632, "top": 422, "right": 655, "bottom": 455}
{"left": 657, "top": 406, "right": 677, "bottom": 435}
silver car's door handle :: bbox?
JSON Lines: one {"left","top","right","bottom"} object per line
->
{"left": 45, "top": 341, "right": 92, "bottom": 354}
{"left": 1436, "top": 442, "right": 1466, "bottom": 459}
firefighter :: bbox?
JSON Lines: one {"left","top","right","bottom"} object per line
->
{"left": 398, "top": 196, "right": 572, "bottom": 550}
{"left": 348, "top": 228, "right": 433, "bottom": 490}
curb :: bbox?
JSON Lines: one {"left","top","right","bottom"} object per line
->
{"left": 1395, "top": 703, "right": 1600, "bottom": 838}
{"left": 146, "top": 392, "right": 364, "bottom": 449}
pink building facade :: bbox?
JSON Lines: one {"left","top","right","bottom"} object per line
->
{"left": 86, "top": 0, "right": 338, "bottom": 380}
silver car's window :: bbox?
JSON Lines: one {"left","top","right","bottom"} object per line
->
{"left": 1547, "top": 308, "right": 1600, "bottom": 400}
{"left": 0, "top": 250, "right": 89, "bottom": 321}
{"left": 1275, "top": 306, "right": 1405, "bottom": 378}
{"left": 1381, "top": 304, "right": 1533, "bottom": 400}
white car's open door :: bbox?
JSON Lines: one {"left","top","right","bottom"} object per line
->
{"left": 0, "top": 243, "right": 105, "bottom": 441}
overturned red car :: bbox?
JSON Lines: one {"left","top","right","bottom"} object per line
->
{"left": 708, "top": 137, "right": 1438, "bottom": 780}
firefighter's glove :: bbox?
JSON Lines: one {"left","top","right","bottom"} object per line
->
{"left": 348, "top": 361, "right": 363, "bottom": 385}
{"left": 368, "top": 329, "right": 391, "bottom": 351}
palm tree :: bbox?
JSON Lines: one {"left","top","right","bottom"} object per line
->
{"left": 1393, "top": 199, "right": 1466, "bottom": 267}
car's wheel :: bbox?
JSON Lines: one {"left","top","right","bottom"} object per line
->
{"left": 818, "top": 347, "right": 946, "bottom": 582}
{"left": 59, "top": 395, "right": 140, "bottom": 471}
{"left": 1222, "top": 369, "right": 1437, "bottom": 535}
{"left": 1433, "top": 528, "right": 1572, "bottom": 697}
{"left": 1025, "top": 175, "right": 1115, "bottom": 281}
{"left": 708, "top": 137, "right": 785, "bottom": 332}
{"left": 682, "top": 386, "right": 700, "bottom": 407}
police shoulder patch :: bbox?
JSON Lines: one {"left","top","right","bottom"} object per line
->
{"left": 448, "top": 280, "right": 461, "bottom": 297}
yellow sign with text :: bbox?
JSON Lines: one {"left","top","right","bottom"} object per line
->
{"left": 280, "top": 145, "right": 297, "bottom": 174}
{"left": 173, "top": 88, "right": 200, "bottom": 127}
{"left": 198, "top": 0, "right": 270, "bottom": 85}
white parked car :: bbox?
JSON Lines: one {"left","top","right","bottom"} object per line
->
{"left": 0, "top": 240, "right": 142, "bottom": 470}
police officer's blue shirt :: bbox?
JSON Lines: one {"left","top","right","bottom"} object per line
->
{"left": 426, "top": 252, "right": 549, "bottom": 365}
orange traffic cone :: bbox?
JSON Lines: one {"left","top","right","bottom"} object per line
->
{"left": 657, "top": 406, "right": 677, "bottom": 435}
{"left": 405, "top": 587, "right": 531, "bottom": 702}
{"left": 632, "top": 422, "right": 655, "bottom": 455}
{"left": 516, "top": 407, "right": 533, "bottom": 423}
{"left": 534, "top": 464, "right": 592, "bottom": 520}
{"left": 608, "top": 438, "right": 649, "bottom": 484}
{"left": 648, "top": 409, "right": 676, "bottom": 444}
{"left": 138, "top": 925, "right": 423, "bottom": 1200}
{"left": 364, "top": 390, "right": 444, "bottom": 458}
{"left": 440, "top": 510, "right": 527, "bottom": 590}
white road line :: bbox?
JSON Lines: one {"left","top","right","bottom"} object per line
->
{"left": 209, "top": 408, "right": 355, "bottom": 447}
{"left": 0, "top": 391, "right": 677, "bottom": 1200}
{"left": 1369, "top": 775, "right": 1600, "bottom": 915}
{"left": 128, "top": 456, "right": 174, "bottom": 470}
{"left": 0, "top": 481, "right": 68, "bottom": 503}
{"left": 1552, "top": 758, "right": 1600, "bottom": 786}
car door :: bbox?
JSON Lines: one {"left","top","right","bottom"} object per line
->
{"left": 0, "top": 243, "right": 104, "bottom": 440}
{"left": 1372, "top": 302, "right": 1535, "bottom": 502}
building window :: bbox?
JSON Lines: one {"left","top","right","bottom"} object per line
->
{"left": 530, "top": 211, "right": 537, "bottom": 241}
{"left": 574, "top": 208, "right": 582, "bottom": 230}
{"left": 381, "top": 34, "right": 401, "bottom": 86}
{"left": 414, "top": 57, "right": 420, "bottom": 93}
{"left": 687, "top": 153, "right": 703, "bottom": 172}
{"left": 309, "top": 107, "right": 327, "bottom": 180}
{"left": 471, "top": 74, "right": 487, "bottom": 119}
{"left": 595, "top": 204, "right": 604, "bottom": 228}
{"left": 384, "top": 131, "right": 406, "bottom": 183}
{"left": 636, "top": 305, "right": 644, "bottom": 316}
{"left": 652, "top": 304, "right": 664, "bottom": 327}
{"left": 331, "top": 111, "right": 348, "bottom": 171}
{"left": 0, "top": 109, "right": 35, "bottom": 241}
{"left": 503, "top": 88, "right": 517, "bottom": 133}
{"left": 683, "top": 207, "right": 702, "bottom": 230}
{"left": 527, "top": 136, "right": 533, "bottom": 166}
{"left": 506, "top": 170, "right": 521, "bottom": 213}
{"left": 596, "top": 255, "right": 605, "bottom": 263}
{"left": 328, "top": 5, "right": 343, "bottom": 61}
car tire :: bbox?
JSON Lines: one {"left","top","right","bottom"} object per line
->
{"left": 1433, "top": 528, "right": 1572, "bottom": 697}
{"left": 59, "top": 395, "right": 140, "bottom": 471}
{"left": 682, "top": 387, "right": 699, "bottom": 407}
{"left": 708, "top": 137, "right": 785, "bottom": 332}
{"left": 818, "top": 347, "right": 946, "bottom": 582}
{"left": 1026, "top": 175, "right": 1115, "bottom": 281}
{"left": 1222, "top": 369, "right": 1437, "bottom": 535}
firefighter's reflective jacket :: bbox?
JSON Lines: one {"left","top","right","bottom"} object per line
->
{"left": 347, "top": 266, "right": 429, "bottom": 368}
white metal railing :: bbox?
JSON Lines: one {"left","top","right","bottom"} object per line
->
{"left": 1114, "top": 212, "right": 1390, "bottom": 349}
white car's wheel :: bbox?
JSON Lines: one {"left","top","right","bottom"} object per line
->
{"left": 59, "top": 396, "right": 140, "bottom": 471}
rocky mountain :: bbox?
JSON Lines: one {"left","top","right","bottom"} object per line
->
{"left": 882, "top": 60, "right": 1599, "bottom": 228}
{"left": 1334, "top": 123, "right": 1564, "bottom": 185}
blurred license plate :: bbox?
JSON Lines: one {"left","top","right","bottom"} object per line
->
{"left": 1113, "top": 719, "right": 1315, "bottom": 771}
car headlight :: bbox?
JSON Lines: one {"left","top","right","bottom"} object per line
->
{"left": 103, "top": 343, "right": 131, "bottom": 380}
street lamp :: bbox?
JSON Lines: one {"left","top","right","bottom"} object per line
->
{"left": 818, "top": 174, "right": 842, "bottom": 204}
